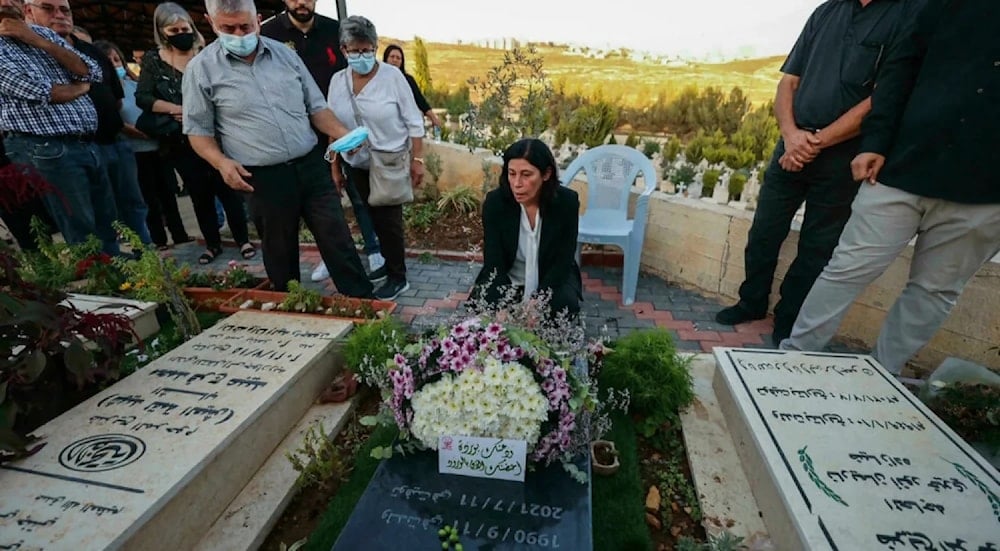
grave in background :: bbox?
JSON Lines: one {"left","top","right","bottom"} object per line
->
{"left": 713, "top": 348, "right": 999, "bottom": 550}
{"left": 0, "top": 312, "right": 352, "bottom": 551}
{"left": 333, "top": 451, "right": 592, "bottom": 550}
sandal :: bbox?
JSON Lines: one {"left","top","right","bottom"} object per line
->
{"left": 198, "top": 246, "right": 223, "bottom": 265}
{"left": 156, "top": 244, "right": 170, "bottom": 252}
{"left": 240, "top": 242, "right": 256, "bottom": 259}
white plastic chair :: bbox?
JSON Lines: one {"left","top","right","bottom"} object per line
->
{"left": 561, "top": 145, "right": 657, "bottom": 305}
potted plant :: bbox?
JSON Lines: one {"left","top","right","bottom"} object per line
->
{"left": 221, "top": 281, "right": 396, "bottom": 323}
{"left": 181, "top": 261, "right": 269, "bottom": 311}
{"left": 590, "top": 439, "right": 620, "bottom": 476}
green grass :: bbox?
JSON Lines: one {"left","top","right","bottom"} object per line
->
{"left": 593, "top": 412, "right": 653, "bottom": 551}
{"left": 304, "top": 425, "right": 398, "bottom": 551}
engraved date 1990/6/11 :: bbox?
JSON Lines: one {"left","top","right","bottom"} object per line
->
{"left": 458, "top": 494, "right": 563, "bottom": 519}
{"left": 450, "top": 521, "right": 561, "bottom": 548}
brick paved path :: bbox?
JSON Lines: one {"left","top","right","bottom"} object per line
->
{"left": 169, "top": 241, "right": 864, "bottom": 354}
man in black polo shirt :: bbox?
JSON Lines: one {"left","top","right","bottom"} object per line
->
{"left": 261, "top": 0, "right": 385, "bottom": 283}
{"left": 782, "top": 0, "right": 1000, "bottom": 374}
{"left": 26, "top": 0, "right": 152, "bottom": 247}
{"left": 714, "top": 0, "right": 918, "bottom": 345}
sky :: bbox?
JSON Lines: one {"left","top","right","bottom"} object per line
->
{"left": 316, "top": 0, "right": 822, "bottom": 60}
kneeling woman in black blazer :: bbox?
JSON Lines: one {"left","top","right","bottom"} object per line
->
{"left": 473, "top": 138, "right": 582, "bottom": 316}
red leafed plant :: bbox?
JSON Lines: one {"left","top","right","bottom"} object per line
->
{"left": 0, "top": 152, "right": 64, "bottom": 213}
{"left": 1, "top": 160, "right": 139, "bottom": 463}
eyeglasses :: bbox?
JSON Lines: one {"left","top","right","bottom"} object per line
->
{"left": 29, "top": 2, "right": 71, "bottom": 15}
{"left": 344, "top": 48, "right": 375, "bottom": 61}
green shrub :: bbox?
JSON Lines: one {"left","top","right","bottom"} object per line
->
{"left": 624, "top": 132, "right": 640, "bottom": 148}
{"left": 729, "top": 172, "right": 748, "bottom": 201}
{"left": 403, "top": 202, "right": 439, "bottom": 231}
{"left": 555, "top": 100, "right": 619, "bottom": 147}
{"left": 607, "top": 133, "right": 618, "bottom": 145}
{"left": 342, "top": 317, "right": 406, "bottom": 382}
{"left": 662, "top": 136, "right": 682, "bottom": 163}
{"left": 670, "top": 163, "right": 695, "bottom": 186}
{"left": 641, "top": 139, "right": 661, "bottom": 159}
{"left": 702, "top": 169, "right": 721, "bottom": 197}
{"left": 601, "top": 329, "right": 694, "bottom": 436}
{"left": 436, "top": 186, "right": 479, "bottom": 215}
{"left": 684, "top": 129, "right": 726, "bottom": 165}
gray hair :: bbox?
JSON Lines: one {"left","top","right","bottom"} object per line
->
{"left": 153, "top": 2, "right": 206, "bottom": 49}
{"left": 339, "top": 15, "right": 378, "bottom": 48}
{"left": 205, "top": 0, "right": 256, "bottom": 16}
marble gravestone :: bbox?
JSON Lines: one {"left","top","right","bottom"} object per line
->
{"left": 333, "top": 451, "right": 592, "bottom": 551}
{"left": 0, "top": 312, "right": 352, "bottom": 551}
{"left": 713, "top": 348, "right": 1000, "bottom": 551}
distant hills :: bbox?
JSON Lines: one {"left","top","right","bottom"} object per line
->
{"left": 381, "top": 37, "right": 787, "bottom": 106}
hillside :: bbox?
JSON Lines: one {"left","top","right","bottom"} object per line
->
{"left": 382, "top": 37, "right": 786, "bottom": 106}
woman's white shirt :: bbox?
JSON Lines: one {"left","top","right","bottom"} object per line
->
{"left": 509, "top": 205, "right": 541, "bottom": 301}
{"left": 326, "top": 61, "right": 424, "bottom": 166}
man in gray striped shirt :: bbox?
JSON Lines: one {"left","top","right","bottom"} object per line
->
{"left": 183, "top": 0, "right": 373, "bottom": 297}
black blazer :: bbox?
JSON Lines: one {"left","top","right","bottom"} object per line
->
{"left": 474, "top": 185, "right": 582, "bottom": 313}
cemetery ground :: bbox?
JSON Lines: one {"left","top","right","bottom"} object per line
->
{"left": 4, "top": 205, "right": 998, "bottom": 550}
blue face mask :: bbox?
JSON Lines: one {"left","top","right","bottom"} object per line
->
{"left": 115, "top": 66, "right": 127, "bottom": 80}
{"left": 218, "top": 32, "right": 258, "bottom": 57}
{"left": 347, "top": 53, "right": 376, "bottom": 75}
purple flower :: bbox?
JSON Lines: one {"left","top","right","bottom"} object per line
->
{"left": 394, "top": 353, "right": 407, "bottom": 367}
{"left": 485, "top": 322, "right": 502, "bottom": 339}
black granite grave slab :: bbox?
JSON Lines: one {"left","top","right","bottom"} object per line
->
{"left": 332, "top": 450, "right": 592, "bottom": 551}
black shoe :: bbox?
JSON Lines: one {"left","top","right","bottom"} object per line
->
{"left": 715, "top": 303, "right": 766, "bottom": 325}
{"left": 373, "top": 278, "right": 409, "bottom": 300}
{"left": 368, "top": 266, "right": 388, "bottom": 283}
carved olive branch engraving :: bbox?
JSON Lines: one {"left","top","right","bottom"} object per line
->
{"left": 798, "top": 446, "right": 848, "bottom": 507}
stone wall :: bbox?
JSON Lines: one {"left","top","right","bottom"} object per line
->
{"left": 425, "top": 141, "right": 1000, "bottom": 372}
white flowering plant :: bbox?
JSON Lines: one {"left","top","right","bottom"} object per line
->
{"left": 365, "top": 311, "right": 612, "bottom": 482}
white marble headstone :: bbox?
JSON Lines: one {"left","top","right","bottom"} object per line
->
{"left": 0, "top": 312, "right": 352, "bottom": 550}
{"left": 713, "top": 348, "right": 999, "bottom": 551}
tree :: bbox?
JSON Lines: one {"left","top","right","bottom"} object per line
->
{"left": 413, "top": 36, "right": 432, "bottom": 93}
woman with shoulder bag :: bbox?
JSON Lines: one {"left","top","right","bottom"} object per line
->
{"left": 135, "top": 2, "right": 254, "bottom": 264}
{"left": 326, "top": 16, "right": 425, "bottom": 301}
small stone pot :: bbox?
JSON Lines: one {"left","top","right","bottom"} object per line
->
{"left": 590, "top": 440, "right": 620, "bottom": 476}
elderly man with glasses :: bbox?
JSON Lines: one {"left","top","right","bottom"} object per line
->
{"left": 26, "top": 0, "right": 153, "bottom": 250}
{"left": 183, "top": 0, "right": 373, "bottom": 297}
{"left": 0, "top": 0, "right": 121, "bottom": 254}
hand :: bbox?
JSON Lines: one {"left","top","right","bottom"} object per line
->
{"left": 851, "top": 152, "right": 886, "bottom": 184}
{"left": 783, "top": 129, "right": 821, "bottom": 166}
{"left": 0, "top": 18, "right": 42, "bottom": 46}
{"left": 171, "top": 110, "right": 183, "bottom": 122}
{"left": 778, "top": 153, "right": 804, "bottom": 172}
{"left": 217, "top": 158, "right": 254, "bottom": 192}
{"left": 410, "top": 159, "right": 424, "bottom": 187}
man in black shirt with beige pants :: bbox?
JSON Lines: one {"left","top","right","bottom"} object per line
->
{"left": 714, "top": 0, "right": 917, "bottom": 345}
{"left": 780, "top": 0, "right": 1000, "bottom": 375}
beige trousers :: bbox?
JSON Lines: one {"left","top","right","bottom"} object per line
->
{"left": 780, "top": 183, "right": 1000, "bottom": 373}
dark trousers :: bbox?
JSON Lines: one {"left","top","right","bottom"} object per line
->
{"left": 171, "top": 142, "right": 248, "bottom": 249}
{"left": 246, "top": 149, "right": 373, "bottom": 297}
{"left": 135, "top": 150, "right": 189, "bottom": 246}
{"left": 344, "top": 164, "right": 407, "bottom": 282}
{"left": 738, "top": 139, "right": 860, "bottom": 338}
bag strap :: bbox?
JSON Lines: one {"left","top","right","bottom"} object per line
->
{"left": 344, "top": 71, "right": 364, "bottom": 128}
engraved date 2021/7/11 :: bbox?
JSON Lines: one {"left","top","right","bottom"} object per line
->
{"left": 458, "top": 494, "right": 563, "bottom": 520}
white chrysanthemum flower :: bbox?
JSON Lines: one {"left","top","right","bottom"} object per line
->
{"left": 409, "top": 362, "right": 549, "bottom": 449}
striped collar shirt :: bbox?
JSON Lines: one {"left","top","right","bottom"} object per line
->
{"left": 0, "top": 24, "right": 101, "bottom": 136}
